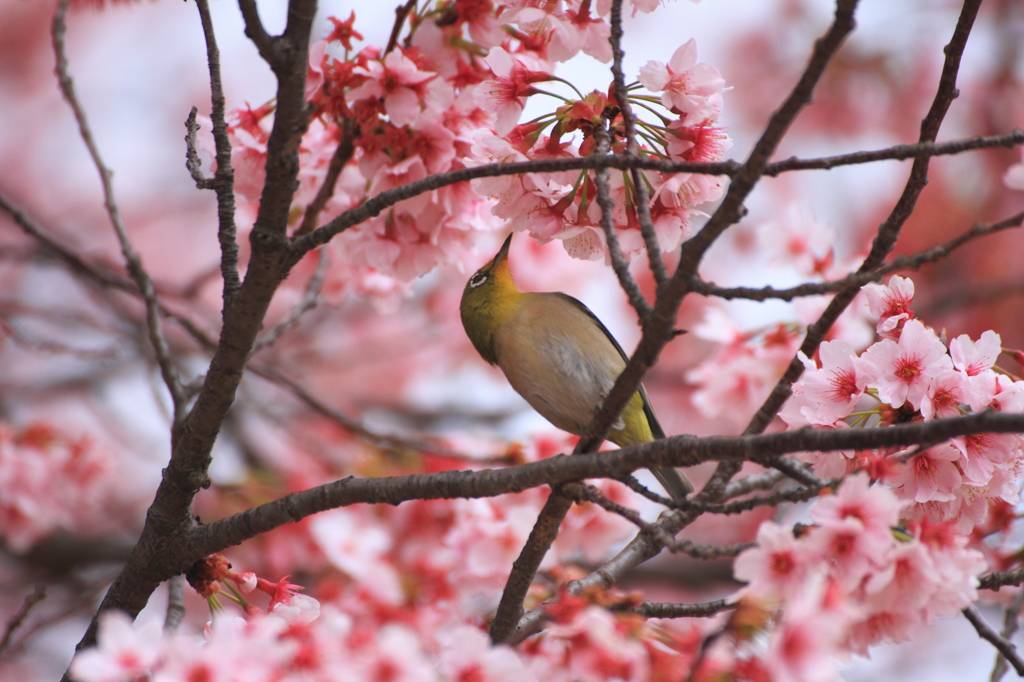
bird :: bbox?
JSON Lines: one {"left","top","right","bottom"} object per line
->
{"left": 459, "top": 233, "right": 693, "bottom": 500}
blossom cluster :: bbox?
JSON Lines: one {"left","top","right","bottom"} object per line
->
{"left": 727, "top": 476, "right": 986, "bottom": 682}
{"left": 782, "top": 275, "right": 1024, "bottom": 533}
{"left": 70, "top": 435, "right": 707, "bottom": 682}
{"left": 0, "top": 422, "right": 129, "bottom": 552}
{"left": 216, "top": 0, "right": 731, "bottom": 303}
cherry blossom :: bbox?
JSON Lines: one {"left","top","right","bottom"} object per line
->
{"left": 733, "top": 522, "right": 810, "bottom": 599}
{"left": 638, "top": 39, "right": 727, "bottom": 125}
{"left": 347, "top": 48, "right": 440, "bottom": 127}
{"left": 855, "top": 319, "right": 952, "bottom": 410}
{"left": 890, "top": 444, "right": 962, "bottom": 503}
{"left": 861, "top": 275, "right": 914, "bottom": 339}
{"left": 474, "top": 48, "right": 553, "bottom": 135}
{"left": 791, "top": 340, "right": 865, "bottom": 425}
{"left": 69, "top": 612, "right": 164, "bottom": 682}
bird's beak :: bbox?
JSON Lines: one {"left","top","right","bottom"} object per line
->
{"left": 491, "top": 232, "right": 513, "bottom": 268}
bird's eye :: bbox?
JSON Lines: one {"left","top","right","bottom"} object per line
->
{"left": 469, "top": 273, "right": 488, "bottom": 288}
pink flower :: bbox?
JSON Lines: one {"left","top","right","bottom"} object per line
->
{"left": 69, "top": 611, "right": 164, "bottom": 682}
{"left": 855, "top": 319, "right": 952, "bottom": 410}
{"left": 919, "top": 370, "right": 969, "bottom": 421}
{"left": 347, "top": 49, "right": 438, "bottom": 127}
{"left": 638, "top": 39, "right": 726, "bottom": 125}
{"left": 890, "top": 444, "right": 962, "bottom": 503}
{"left": 810, "top": 474, "right": 902, "bottom": 542}
{"left": 796, "top": 340, "right": 865, "bottom": 425}
{"left": 566, "top": 0, "right": 612, "bottom": 63}
{"left": 758, "top": 204, "right": 836, "bottom": 278}
{"left": 438, "top": 624, "right": 531, "bottom": 682}
{"left": 863, "top": 542, "right": 939, "bottom": 615}
{"left": 474, "top": 48, "right": 552, "bottom": 135}
{"left": 950, "top": 330, "right": 1002, "bottom": 409}
{"left": 861, "top": 275, "right": 914, "bottom": 339}
{"left": 762, "top": 577, "right": 847, "bottom": 682}
{"left": 734, "top": 522, "right": 810, "bottom": 599}
{"left": 952, "top": 432, "right": 1021, "bottom": 487}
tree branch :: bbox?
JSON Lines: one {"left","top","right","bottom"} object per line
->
{"left": 194, "top": 0, "right": 241, "bottom": 305}
{"left": 52, "top": 0, "right": 187, "bottom": 420}
{"left": 287, "top": 127, "right": 1024, "bottom": 263}
{"left": 294, "top": 119, "right": 358, "bottom": 238}
{"left": 187, "top": 411, "right": 1024, "bottom": 563}
{"left": 691, "top": 211, "right": 1024, "bottom": 302}
{"left": 964, "top": 605, "right": 1024, "bottom": 677}
{"left": 607, "top": 0, "right": 668, "bottom": 285}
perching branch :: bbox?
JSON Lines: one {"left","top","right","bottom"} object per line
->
{"left": 187, "top": 411, "right": 1024, "bottom": 576}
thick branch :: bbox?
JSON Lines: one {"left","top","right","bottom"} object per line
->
{"left": 187, "top": 411, "right": 1024, "bottom": 559}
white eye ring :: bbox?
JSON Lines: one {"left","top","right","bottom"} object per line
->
{"left": 469, "top": 273, "right": 488, "bottom": 288}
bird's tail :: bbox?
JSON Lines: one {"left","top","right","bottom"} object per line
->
{"left": 651, "top": 466, "right": 694, "bottom": 500}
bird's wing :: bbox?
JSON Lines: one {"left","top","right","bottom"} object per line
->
{"left": 551, "top": 293, "right": 665, "bottom": 439}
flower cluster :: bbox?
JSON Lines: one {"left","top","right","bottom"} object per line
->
{"left": 474, "top": 37, "right": 730, "bottom": 262}
{"left": 0, "top": 422, "right": 128, "bottom": 552}
{"left": 726, "top": 476, "right": 986, "bottom": 682}
{"left": 782, "top": 275, "right": 1024, "bottom": 533}
{"left": 70, "top": 434, "right": 707, "bottom": 681}
{"left": 216, "top": 3, "right": 731, "bottom": 304}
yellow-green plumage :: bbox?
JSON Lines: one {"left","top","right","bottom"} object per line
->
{"left": 460, "top": 234, "right": 693, "bottom": 499}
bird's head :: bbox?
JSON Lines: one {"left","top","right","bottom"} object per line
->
{"left": 460, "top": 233, "right": 518, "bottom": 365}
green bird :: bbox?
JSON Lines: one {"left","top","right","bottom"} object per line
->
{"left": 459, "top": 233, "right": 693, "bottom": 500}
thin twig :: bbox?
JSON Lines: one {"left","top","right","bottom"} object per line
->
{"left": 384, "top": 0, "right": 416, "bottom": 55}
{"left": 593, "top": 123, "right": 653, "bottom": 318}
{"left": 763, "top": 129, "right": 1024, "bottom": 175}
{"left": 692, "top": 211, "right": 1024, "bottom": 302}
{"left": 991, "top": 590, "right": 1024, "bottom": 682}
{"left": 249, "top": 362, "right": 473, "bottom": 459}
{"left": 722, "top": 469, "right": 786, "bottom": 499}
{"left": 185, "top": 108, "right": 215, "bottom": 189}
{"left": 52, "top": 0, "right": 187, "bottom": 420}
{"left": 251, "top": 248, "right": 329, "bottom": 352}
{"left": 607, "top": 0, "right": 668, "bottom": 285}
{"left": 0, "top": 585, "right": 46, "bottom": 655}
{"left": 194, "top": 0, "right": 241, "bottom": 305}
{"left": 289, "top": 126, "right": 1024, "bottom": 263}
{"left": 294, "top": 118, "right": 358, "bottom": 237}
{"left": 964, "top": 605, "right": 1024, "bottom": 677}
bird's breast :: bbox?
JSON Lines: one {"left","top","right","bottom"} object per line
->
{"left": 493, "top": 298, "right": 625, "bottom": 436}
